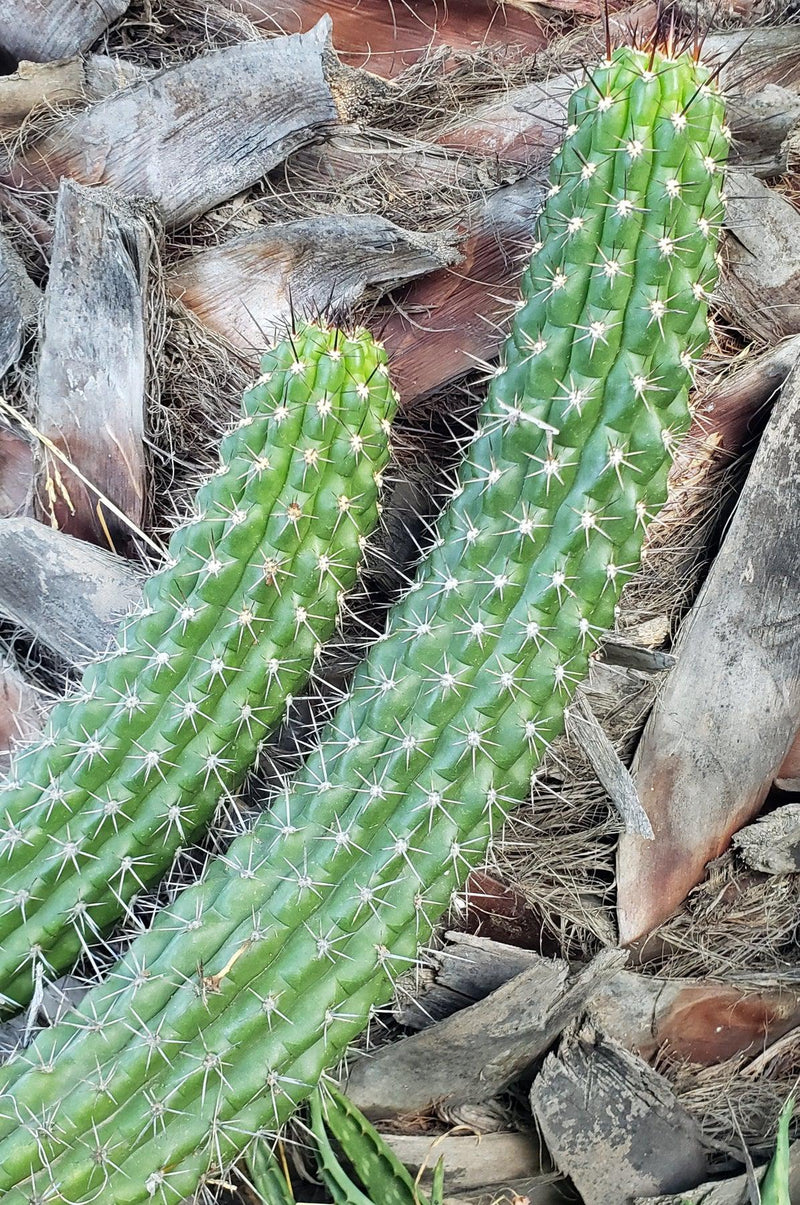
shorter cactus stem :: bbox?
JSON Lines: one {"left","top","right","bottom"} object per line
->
{"left": 0, "top": 321, "right": 396, "bottom": 1016}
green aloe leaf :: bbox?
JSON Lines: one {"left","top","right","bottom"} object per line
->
{"left": 761, "top": 1095, "right": 795, "bottom": 1205}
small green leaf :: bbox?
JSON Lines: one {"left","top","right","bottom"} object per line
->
{"left": 430, "top": 1157, "right": 445, "bottom": 1205}
{"left": 245, "top": 1139, "right": 296, "bottom": 1205}
{"left": 761, "top": 1095, "right": 795, "bottom": 1205}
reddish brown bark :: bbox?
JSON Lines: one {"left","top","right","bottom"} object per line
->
{"left": 222, "top": 0, "right": 547, "bottom": 75}
{"left": 462, "top": 870, "right": 559, "bottom": 954}
{"left": 591, "top": 974, "right": 800, "bottom": 1065}
{"left": 0, "top": 426, "right": 34, "bottom": 518}
{"left": 0, "top": 658, "right": 42, "bottom": 773}
{"left": 382, "top": 176, "right": 543, "bottom": 407}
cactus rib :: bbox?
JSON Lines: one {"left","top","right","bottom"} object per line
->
{"left": 0, "top": 321, "right": 396, "bottom": 1016}
{"left": 0, "top": 45, "right": 728, "bottom": 1205}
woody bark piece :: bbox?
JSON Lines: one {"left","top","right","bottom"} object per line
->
{"left": 436, "top": 72, "right": 571, "bottom": 166}
{"left": 6, "top": 20, "right": 339, "bottom": 229}
{"left": 704, "top": 26, "right": 800, "bottom": 177}
{"left": 0, "top": 56, "right": 143, "bottom": 130}
{"left": 776, "top": 727, "right": 800, "bottom": 789}
{"left": 0, "top": 653, "right": 43, "bottom": 771}
{"left": 568, "top": 693, "right": 653, "bottom": 838}
{"left": 639, "top": 1143, "right": 800, "bottom": 1204}
{"left": 704, "top": 26, "right": 800, "bottom": 90}
{"left": 639, "top": 337, "right": 800, "bottom": 640}
{"left": 383, "top": 175, "right": 545, "bottom": 407}
{"left": 724, "top": 84, "right": 800, "bottom": 177}
{"left": 0, "top": 225, "right": 38, "bottom": 379}
{"left": 732, "top": 804, "right": 800, "bottom": 875}
{"left": 346, "top": 948, "right": 625, "bottom": 1119}
{"left": 617, "top": 356, "right": 800, "bottom": 945}
{"left": 221, "top": 0, "right": 546, "bottom": 76}
{"left": 0, "top": 232, "right": 36, "bottom": 511}
{"left": 34, "top": 179, "right": 151, "bottom": 550}
{"left": 531, "top": 1028, "right": 713, "bottom": 1205}
{"left": 687, "top": 335, "right": 800, "bottom": 458}
{"left": 461, "top": 868, "right": 558, "bottom": 953}
{"left": 0, "top": 58, "right": 84, "bottom": 128}
{"left": 398, "top": 932, "right": 800, "bottom": 1066}
{"left": 382, "top": 1133, "right": 551, "bottom": 1198}
{"left": 600, "top": 636, "right": 675, "bottom": 671}
{"left": 0, "top": 0, "right": 130, "bottom": 62}
{"left": 720, "top": 171, "right": 800, "bottom": 344}
{"left": 587, "top": 970, "right": 800, "bottom": 1064}
{"left": 168, "top": 214, "right": 458, "bottom": 355}
{"left": 395, "top": 931, "right": 556, "bottom": 1029}
{"left": 0, "top": 517, "right": 142, "bottom": 665}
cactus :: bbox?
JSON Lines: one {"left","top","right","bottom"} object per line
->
{"left": 0, "top": 321, "right": 396, "bottom": 1016}
{"left": 0, "top": 44, "right": 728, "bottom": 1204}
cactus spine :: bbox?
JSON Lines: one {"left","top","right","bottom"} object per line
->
{"left": 0, "top": 46, "right": 728, "bottom": 1204}
{"left": 0, "top": 322, "right": 396, "bottom": 1016}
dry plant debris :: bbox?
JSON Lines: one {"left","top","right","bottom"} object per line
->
{"left": 617, "top": 357, "right": 800, "bottom": 943}
{"left": 0, "top": 1, "right": 799, "bottom": 1203}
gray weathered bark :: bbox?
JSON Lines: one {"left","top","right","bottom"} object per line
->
{"left": 568, "top": 693, "right": 653, "bottom": 838}
{"left": 733, "top": 804, "right": 800, "bottom": 875}
{"left": 0, "top": 225, "right": 37, "bottom": 512}
{"left": 639, "top": 1142, "right": 800, "bottom": 1204}
{"left": 618, "top": 352, "right": 800, "bottom": 943}
{"left": 0, "top": 518, "right": 141, "bottom": 664}
{"left": 531, "top": 1028, "right": 714, "bottom": 1205}
{"left": 393, "top": 931, "right": 800, "bottom": 1067}
{"left": 0, "top": 224, "right": 38, "bottom": 379}
{"left": 0, "top": 56, "right": 143, "bottom": 130}
{"left": 0, "top": 0, "right": 130, "bottom": 62}
{"left": 437, "top": 27, "right": 800, "bottom": 179}
{"left": 380, "top": 1132, "right": 557, "bottom": 1202}
{"left": 35, "top": 179, "right": 152, "bottom": 550}
{"left": 721, "top": 171, "right": 800, "bottom": 344}
{"left": 395, "top": 931, "right": 549, "bottom": 1029}
{"left": 168, "top": 214, "right": 459, "bottom": 354}
{"left": 705, "top": 26, "right": 800, "bottom": 177}
{"left": 0, "top": 423, "right": 34, "bottom": 518}
{"left": 346, "top": 949, "right": 625, "bottom": 1119}
{"left": 6, "top": 20, "right": 340, "bottom": 229}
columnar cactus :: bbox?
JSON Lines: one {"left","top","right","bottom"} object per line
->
{"left": 0, "top": 322, "right": 396, "bottom": 1015}
{"left": 0, "top": 45, "right": 728, "bottom": 1204}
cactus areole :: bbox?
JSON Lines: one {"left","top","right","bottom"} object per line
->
{"left": 0, "top": 45, "right": 728, "bottom": 1204}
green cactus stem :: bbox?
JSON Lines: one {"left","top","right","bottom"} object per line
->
{"left": 0, "top": 321, "right": 396, "bottom": 1016}
{"left": 0, "top": 44, "right": 728, "bottom": 1204}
